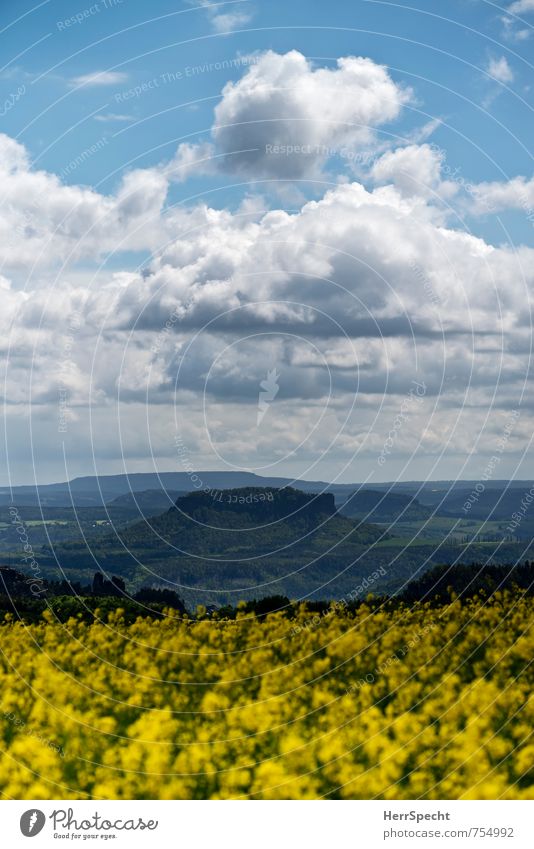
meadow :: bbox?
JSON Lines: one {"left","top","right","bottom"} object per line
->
{"left": 0, "top": 591, "right": 532, "bottom": 800}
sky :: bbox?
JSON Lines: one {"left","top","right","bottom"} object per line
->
{"left": 1, "top": 0, "right": 534, "bottom": 486}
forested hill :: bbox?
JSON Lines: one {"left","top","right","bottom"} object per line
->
{"left": 108, "top": 486, "right": 379, "bottom": 553}
{"left": 170, "top": 486, "right": 337, "bottom": 524}
{"left": 33, "top": 486, "right": 387, "bottom": 601}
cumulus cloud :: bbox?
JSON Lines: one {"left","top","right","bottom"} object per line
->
{"left": 5, "top": 166, "right": 524, "bottom": 462}
{"left": 468, "top": 175, "right": 534, "bottom": 215}
{"left": 5, "top": 140, "right": 531, "bottom": 393}
{"left": 370, "top": 144, "right": 457, "bottom": 202}
{"left": 211, "top": 50, "right": 412, "bottom": 178}
{"left": 486, "top": 56, "right": 515, "bottom": 83}
{"left": 108, "top": 178, "right": 524, "bottom": 350}
{"left": 165, "top": 141, "right": 218, "bottom": 182}
{"left": 0, "top": 134, "right": 171, "bottom": 272}
{"left": 368, "top": 142, "right": 534, "bottom": 225}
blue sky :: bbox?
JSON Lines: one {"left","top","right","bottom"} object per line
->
{"left": 1, "top": 0, "right": 534, "bottom": 484}
{"left": 4, "top": 1, "right": 533, "bottom": 203}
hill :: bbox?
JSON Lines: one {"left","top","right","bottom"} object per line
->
{"left": 95, "top": 486, "right": 380, "bottom": 556}
{"left": 0, "top": 471, "right": 335, "bottom": 507}
{"left": 35, "top": 486, "right": 391, "bottom": 604}
{"left": 16, "top": 483, "right": 534, "bottom": 607}
{"left": 339, "top": 489, "right": 431, "bottom": 522}
{"left": 107, "top": 489, "right": 186, "bottom": 518}
{"left": 435, "top": 487, "right": 534, "bottom": 522}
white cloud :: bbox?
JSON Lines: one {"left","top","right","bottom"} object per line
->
{"left": 486, "top": 56, "right": 515, "bottom": 83}
{"left": 500, "top": 15, "right": 531, "bottom": 41}
{"left": 94, "top": 113, "right": 133, "bottom": 123}
{"left": 3, "top": 133, "right": 531, "bottom": 389}
{"left": 165, "top": 141, "right": 218, "bottom": 182}
{"left": 210, "top": 9, "right": 252, "bottom": 32}
{"left": 370, "top": 144, "right": 457, "bottom": 202}
{"left": 211, "top": 50, "right": 412, "bottom": 178}
{"left": 0, "top": 134, "right": 171, "bottom": 272}
{"left": 70, "top": 71, "right": 129, "bottom": 87}
{"left": 469, "top": 175, "right": 534, "bottom": 214}
{"left": 115, "top": 179, "right": 520, "bottom": 347}
{"left": 190, "top": 1, "right": 253, "bottom": 33}
{"left": 508, "top": 0, "right": 534, "bottom": 12}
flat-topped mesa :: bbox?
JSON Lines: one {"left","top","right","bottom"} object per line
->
{"left": 170, "top": 486, "right": 336, "bottom": 522}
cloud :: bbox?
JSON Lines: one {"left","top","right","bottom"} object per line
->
{"left": 4, "top": 132, "right": 531, "bottom": 380}
{"left": 114, "top": 177, "right": 521, "bottom": 344}
{"left": 190, "top": 0, "right": 253, "bottom": 32}
{"left": 500, "top": 15, "right": 531, "bottom": 41}
{"left": 210, "top": 9, "right": 253, "bottom": 32}
{"left": 1, "top": 101, "right": 533, "bottom": 478}
{"left": 94, "top": 113, "right": 133, "bottom": 123}
{"left": 508, "top": 0, "right": 534, "bottom": 13}
{"left": 70, "top": 71, "right": 129, "bottom": 87}
{"left": 0, "top": 133, "right": 171, "bottom": 272}
{"left": 165, "top": 141, "right": 218, "bottom": 182}
{"left": 370, "top": 143, "right": 457, "bottom": 202}
{"left": 486, "top": 56, "right": 515, "bottom": 83}
{"left": 469, "top": 175, "right": 534, "bottom": 214}
{"left": 210, "top": 50, "right": 412, "bottom": 179}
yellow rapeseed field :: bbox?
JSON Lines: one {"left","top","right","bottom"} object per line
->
{"left": 0, "top": 592, "right": 533, "bottom": 799}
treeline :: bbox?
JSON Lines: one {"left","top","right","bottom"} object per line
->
{"left": 1, "top": 561, "right": 533, "bottom": 624}
{"left": 0, "top": 567, "right": 186, "bottom": 623}
{"left": 399, "top": 560, "right": 534, "bottom": 604}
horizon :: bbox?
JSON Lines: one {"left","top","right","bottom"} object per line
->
{"left": 4, "top": 468, "right": 534, "bottom": 489}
